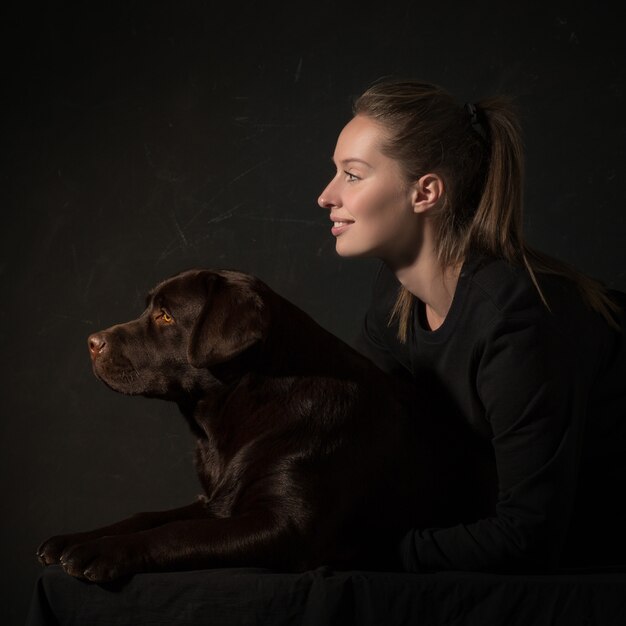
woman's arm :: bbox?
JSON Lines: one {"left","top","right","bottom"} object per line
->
{"left": 400, "top": 315, "right": 593, "bottom": 572}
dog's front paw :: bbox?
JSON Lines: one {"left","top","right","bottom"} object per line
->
{"left": 60, "top": 536, "right": 144, "bottom": 582}
{"left": 36, "top": 532, "right": 93, "bottom": 566}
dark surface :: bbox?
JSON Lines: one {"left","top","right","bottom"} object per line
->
{"left": 2, "top": 1, "right": 626, "bottom": 623}
{"left": 26, "top": 565, "right": 626, "bottom": 626}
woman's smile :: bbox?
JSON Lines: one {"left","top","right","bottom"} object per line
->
{"left": 330, "top": 216, "right": 355, "bottom": 236}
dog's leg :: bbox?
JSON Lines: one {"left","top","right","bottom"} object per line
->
{"left": 36, "top": 498, "right": 211, "bottom": 567}
{"left": 58, "top": 510, "right": 300, "bottom": 582}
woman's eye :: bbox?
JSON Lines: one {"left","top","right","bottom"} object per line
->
{"left": 345, "top": 171, "right": 360, "bottom": 182}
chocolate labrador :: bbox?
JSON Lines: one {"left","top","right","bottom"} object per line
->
{"left": 36, "top": 269, "right": 494, "bottom": 582}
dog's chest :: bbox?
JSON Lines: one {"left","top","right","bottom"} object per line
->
{"left": 191, "top": 399, "right": 280, "bottom": 515}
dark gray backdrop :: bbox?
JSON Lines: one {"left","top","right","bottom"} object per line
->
{"left": 2, "top": 1, "right": 625, "bottom": 623}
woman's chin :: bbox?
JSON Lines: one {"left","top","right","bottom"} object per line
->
{"left": 335, "top": 239, "right": 377, "bottom": 259}
{"left": 335, "top": 244, "right": 365, "bottom": 258}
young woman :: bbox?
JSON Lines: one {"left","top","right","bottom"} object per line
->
{"left": 318, "top": 79, "right": 626, "bottom": 573}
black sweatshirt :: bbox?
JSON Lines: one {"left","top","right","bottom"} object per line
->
{"left": 355, "top": 254, "right": 626, "bottom": 572}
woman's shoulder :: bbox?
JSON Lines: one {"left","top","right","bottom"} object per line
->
{"left": 468, "top": 255, "right": 589, "bottom": 318}
{"left": 465, "top": 254, "right": 623, "bottom": 345}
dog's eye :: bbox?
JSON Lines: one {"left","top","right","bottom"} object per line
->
{"left": 157, "top": 309, "right": 174, "bottom": 324}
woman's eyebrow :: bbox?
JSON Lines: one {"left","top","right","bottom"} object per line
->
{"left": 330, "top": 157, "right": 373, "bottom": 167}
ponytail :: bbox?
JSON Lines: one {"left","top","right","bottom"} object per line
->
{"left": 464, "top": 97, "right": 524, "bottom": 261}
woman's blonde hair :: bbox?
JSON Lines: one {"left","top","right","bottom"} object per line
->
{"left": 353, "top": 79, "right": 620, "bottom": 340}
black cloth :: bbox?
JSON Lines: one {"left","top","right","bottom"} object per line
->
{"left": 354, "top": 255, "right": 626, "bottom": 573}
{"left": 26, "top": 564, "right": 626, "bottom": 626}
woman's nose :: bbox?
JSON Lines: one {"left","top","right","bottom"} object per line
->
{"left": 318, "top": 182, "right": 337, "bottom": 209}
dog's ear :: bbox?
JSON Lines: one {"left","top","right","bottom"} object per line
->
{"left": 188, "top": 272, "right": 270, "bottom": 368}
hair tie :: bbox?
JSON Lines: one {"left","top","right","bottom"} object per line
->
{"left": 464, "top": 102, "right": 488, "bottom": 141}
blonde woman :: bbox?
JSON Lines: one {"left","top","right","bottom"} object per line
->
{"left": 318, "top": 79, "right": 626, "bottom": 572}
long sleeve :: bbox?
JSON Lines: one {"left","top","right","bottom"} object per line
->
{"left": 400, "top": 315, "right": 592, "bottom": 572}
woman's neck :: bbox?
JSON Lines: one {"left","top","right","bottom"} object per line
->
{"left": 390, "top": 250, "right": 462, "bottom": 331}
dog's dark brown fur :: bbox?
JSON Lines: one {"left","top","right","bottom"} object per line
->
{"left": 37, "top": 269, "right": 495, "bottom": 582}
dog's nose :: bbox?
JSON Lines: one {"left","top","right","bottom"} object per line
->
{"left": 88, "top": 333, "right": 107, "bottom": 358}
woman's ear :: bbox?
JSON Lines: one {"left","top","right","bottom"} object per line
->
{"left": 410, "top": 173, "right": 445, "bottom": 214}
{"left": 187, "top": 273, "right": 270, "bottom": 369}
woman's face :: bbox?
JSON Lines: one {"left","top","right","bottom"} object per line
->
{"left": 318, "top": 115, "right": 422, "bottom": 263}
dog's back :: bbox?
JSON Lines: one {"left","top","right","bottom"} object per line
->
{"left": 186, "top": 277, "right": 496, "bottom": 570}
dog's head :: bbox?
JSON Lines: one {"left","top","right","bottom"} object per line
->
{"left": 88, "top": 269, "right": 271, "bottom": 399}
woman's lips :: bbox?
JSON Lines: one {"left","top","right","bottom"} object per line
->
{"left": 331, "top": 220, "right": 354, "bottom": 236}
